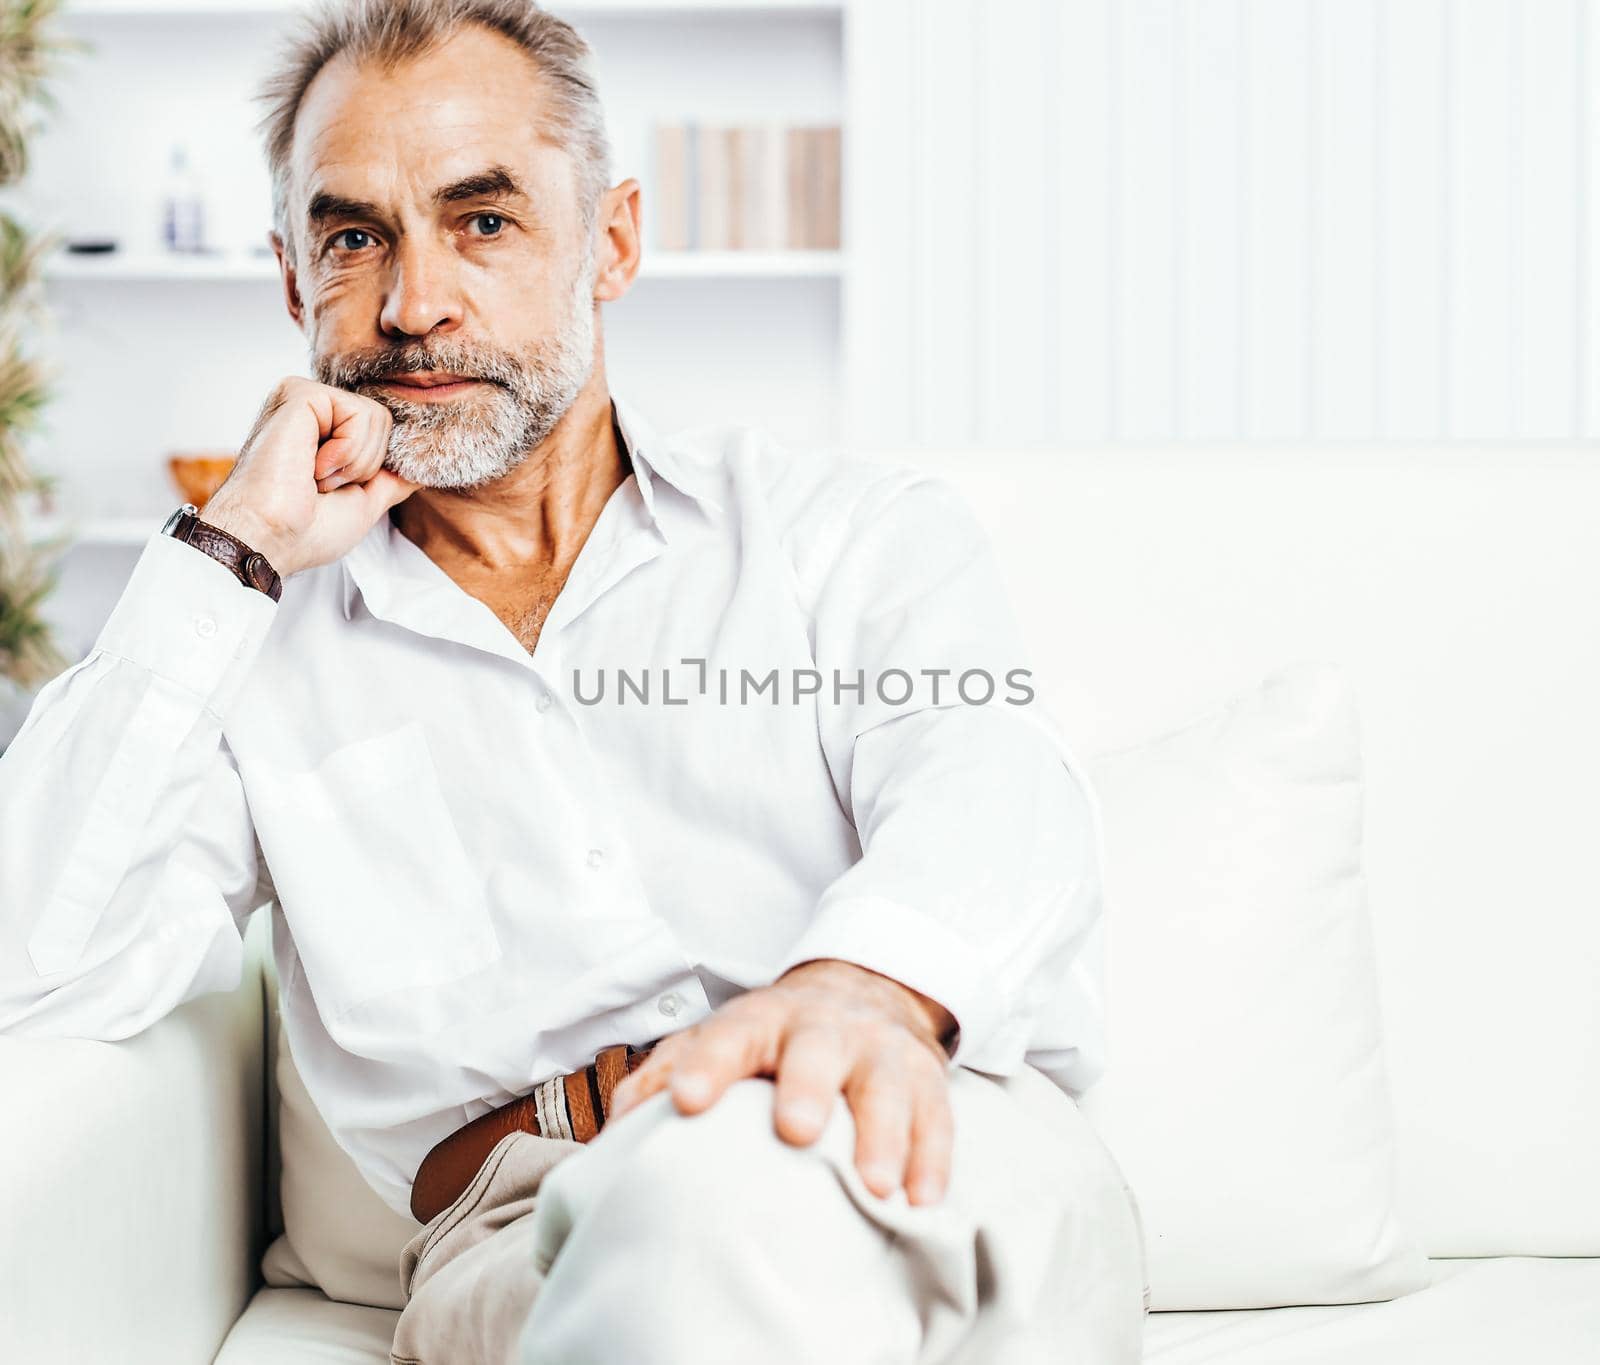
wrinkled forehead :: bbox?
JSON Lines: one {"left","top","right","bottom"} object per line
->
{"left": 286, "top": 25, "right": 577, "bottom": 232}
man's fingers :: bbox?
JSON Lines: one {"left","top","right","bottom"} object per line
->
{"left": 322, "top": 405, "right": 393, "bottom": 488}
{"left": 612, "top": 1004, "right": 779, "bottom": 1122}
{"left": 354, "top": 401, "right": 394, "bottom": 475}
{"left": 312, "top": 438, "right": 360, "bottom": 484}
{"left": 604, "top": 978, "right": 957, "bottom": 1206}
{"left": 845, "top": 1057, "right": 917, "bottom": 1199}
{"left": 361, "top": 467, "right": 423, "bottom": 511}
{"left": 770, "top": 1024, "right": 851, "bottom": 1144}
{"left": 309, "top": 386, "right": 391, "bottom": 486}
{"left": 902, "top": 1083, "right": 956, "bottom": 1206}
{"left": 665, "top": 1011, "right": 775, "bottom": 1113}
{"left": 608, "top": 1059, "right": 668, "bottom": 1119}
{"left": 610, "top": 1032, "right": 694, "bottom": 1118}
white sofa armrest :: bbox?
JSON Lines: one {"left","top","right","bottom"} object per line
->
{"left": 0, "top": 911, "right": 269, "bottom": 1364}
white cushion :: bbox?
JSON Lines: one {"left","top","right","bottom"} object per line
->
{"left": 902, "top": 447, "right": 1600, "bottom": 1257}
{"left": 213, "top": 1259, "right": 1600, "bottom": 1365}
{"left": 1144, "top": 1257, "right": 1600, "bottom": 1364}
{"left": 213, "top": 1287, "right": 398, "bottom": 1364}
{"left": 212, "top": 1260, "right": 1600, "bottom": 1356}
{"left": 260, "top": 1014, "right": 415, "bottom": 1311}
{"left": 1080, "top": 660, "right": 1429, "bottom": 1309}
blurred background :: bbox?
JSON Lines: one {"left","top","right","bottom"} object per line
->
{"left": 0, "top": 0, "right": 1593, "bottom": 728}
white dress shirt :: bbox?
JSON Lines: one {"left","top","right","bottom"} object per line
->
{"left": 0, "top": 394, "right": 1107, "bottom": 1220}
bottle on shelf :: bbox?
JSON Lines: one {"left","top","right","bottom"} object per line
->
{"left": 161, "top": 145, "right": 207, "bottom": 255}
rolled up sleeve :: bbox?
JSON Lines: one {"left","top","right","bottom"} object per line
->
{"left": 770, "top": 471, "right": 1104, "bottom": 1075}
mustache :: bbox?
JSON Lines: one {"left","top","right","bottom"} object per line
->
{"left": 319, "top": 342, "right": 516, "bottom": 390}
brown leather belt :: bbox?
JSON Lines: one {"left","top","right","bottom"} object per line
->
{"left": 410, "top": 1038, "right": 663, "bottom": 1224}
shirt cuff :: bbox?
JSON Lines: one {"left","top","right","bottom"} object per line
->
{"left": 770, "top": 893, "right": 1007, "bottom": 1070}
{"left": 93, "top": 531, "right": 281, "bottom": 717}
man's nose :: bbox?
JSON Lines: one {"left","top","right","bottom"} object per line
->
{"left": 379, "top": 239, "right": 463, "bottom": 338}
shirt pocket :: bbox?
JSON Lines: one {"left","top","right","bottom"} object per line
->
{"left": 241, "top": 719, "right": 501, "bottom": 1020}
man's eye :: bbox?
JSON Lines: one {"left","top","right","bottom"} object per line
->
{"left": 469, "top": 213, "right": 505, "bottom": 237}
{"left": 330, "top": 229, "right": 375, "bottom": 252}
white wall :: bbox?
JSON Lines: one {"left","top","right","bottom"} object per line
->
{"left": 7, "top": 0, "right": 1591, "bottom": 666}
{"left": 845, "top": 0, "right": 1594, "bottom": 449}
{"left": 21, "top": 0, "right": 1590, "bottom": 478}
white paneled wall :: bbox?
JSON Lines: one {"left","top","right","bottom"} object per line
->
{"left": 844, "top": 0, "right": 1593, "bottom": 448}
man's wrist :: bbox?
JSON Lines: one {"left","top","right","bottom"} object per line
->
{"left": 909, "top": 991, "right": 961, "bottom": 1058}
{"left": 199, "top": 499, "right": 295, "bottom": 577}
{"left": 779, "top": 958, "right": 960, "bottom": 1059}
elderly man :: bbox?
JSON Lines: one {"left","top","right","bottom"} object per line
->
{"left": 0, "top": 1, "right": 1147, "bottom": 1361}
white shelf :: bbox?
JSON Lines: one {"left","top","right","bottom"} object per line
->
{"left": 643, "top": 250, "right": 843, "bottom": 278}
{"left": 67, "top": 0, "right": 841, "bottom": 15}
{"left": 46, "top": 252, "right": 279, "bottom": 281}
{"left": 44, "top": 248, "right": 844, "bottom": 282}
{"left": 25, "top": 516, "right": 158, "bottom": 548}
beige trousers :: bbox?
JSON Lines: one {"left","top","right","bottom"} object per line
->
{"left": 390, "top": 1062, "right": 1149, "bottom": 1365}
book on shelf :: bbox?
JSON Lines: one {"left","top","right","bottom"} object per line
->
{"left": 653, "top": 121, "right": 841, "bottom": 253}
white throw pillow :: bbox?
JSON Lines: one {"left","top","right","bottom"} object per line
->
{"left": 260, "top": 1011, "right": 416, "bottom": 1310}
{"left": 1079, "top": 659, "right": 1430, "bottom": 1310}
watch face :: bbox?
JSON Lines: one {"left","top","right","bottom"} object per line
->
{"left": 161, "top": 503, "right": 198, "bottom": 536}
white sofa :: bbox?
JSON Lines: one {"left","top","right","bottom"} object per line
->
{"left": 3, "top": 446, "right": 1598, "bottom": 1362}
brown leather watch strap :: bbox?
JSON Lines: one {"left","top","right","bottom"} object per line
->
{"left": 164, "top": 504, "right": 283, "bottom": 602}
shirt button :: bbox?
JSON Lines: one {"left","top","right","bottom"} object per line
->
{"left": 657, "top": 992, "right": 683, "bottom": 1017}
{"left": 535, "top": 692, "right": 552, "bottom": 713}
{"left": 194, "top": 616, "right": 217, "bottom": 638}
{"left": 586, "top": 847, "right": 604, "bottom": 869}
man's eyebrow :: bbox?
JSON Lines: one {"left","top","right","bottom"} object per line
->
{"left": 303, "top": 169, "right": 525, "bottom": 227}
{"left": 306, "top": 192, "right": 385, "bottom": 226}
{"left": 433, "top": 166, "right": 527, "bottom": 206}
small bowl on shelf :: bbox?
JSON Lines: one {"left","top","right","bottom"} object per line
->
{"left": 168, "top": 453, "right": 238, "bottom": 510}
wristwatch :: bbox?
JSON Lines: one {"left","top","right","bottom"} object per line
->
{"left": 160, "top": 502, "right": 284, "bottom": 602}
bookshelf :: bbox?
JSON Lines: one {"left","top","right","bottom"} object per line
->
{"left": 19, "top": 0, "right": 850, "bottom": 549}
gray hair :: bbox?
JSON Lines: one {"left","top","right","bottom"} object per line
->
{"left": 257, "top": 0, "right": 613, "bottom": 263}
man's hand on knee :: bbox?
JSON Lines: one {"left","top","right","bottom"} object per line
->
{"left": 607, "top": 959, "right": 957, "bottom": 1206}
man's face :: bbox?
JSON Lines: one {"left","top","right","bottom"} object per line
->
{"left": 283, "top": 25, "right": 597, "bottom": 490}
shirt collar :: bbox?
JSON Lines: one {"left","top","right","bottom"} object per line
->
{"left": 339, "top": 393, "right": 719, "bottom": 624}
{"left": 610, "top": 392, "right": 724, "bottom": 519}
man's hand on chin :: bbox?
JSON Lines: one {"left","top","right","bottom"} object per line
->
{"left": 607, "top": 958, "right": 959, "bottom": 1206}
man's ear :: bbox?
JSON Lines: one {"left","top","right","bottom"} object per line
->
{"left": 269, "top": 230, "right": 305, "bottom": 328}
{"left": 592, "top": 178, "right": 642, "bottom": 304}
